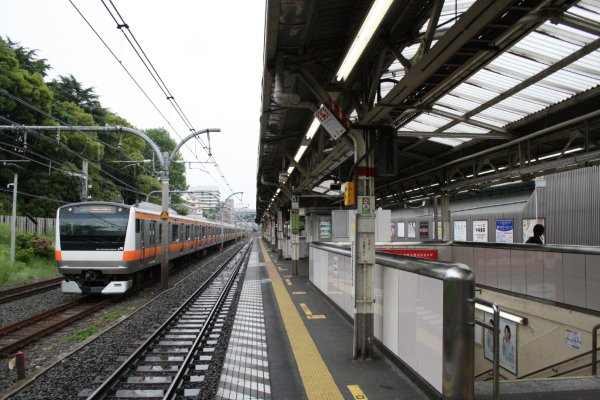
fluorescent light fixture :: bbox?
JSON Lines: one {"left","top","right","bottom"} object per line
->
{"left": 294, "top": 145, "right": 308, "bottom": 162}
{"left": 276, "top": 188, "right": 281, "bottom": 194}
{"left": 287, "top": 166, "right": 295, "bottom": 174}
{"left": 305, "top": 118, "right": 320, "bottom": 140}
{"left": 475, "top": 303, "right": 527, "bottom": 325}
{"left": 335, "top": 0, "right": 394, "bottom": 81}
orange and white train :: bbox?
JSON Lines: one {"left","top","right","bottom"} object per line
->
{"left": 55, "top": 201, "right": 244, "bottom": 294}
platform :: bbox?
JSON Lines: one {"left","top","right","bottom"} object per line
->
{"left": 217, "top": 238, "right": 430, "bottom": 400}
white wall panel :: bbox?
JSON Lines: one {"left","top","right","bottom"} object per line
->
{"left": 586, "top": 255, "right": 600, "bottom": 311}
{"left": 374, "top": 265, "right": 384, "bottom": 340}
{"left": 497, "top": 249, "right": 511, "bottom": 290}
{"left": 382, "top": 268, "right": 399, "bottom": 353}
{"left": 397, "top": 270, "right": 419, "bottom": 370}
{"left": 510, "top": 249, "right": 527, "bottom": 294}
{"left": 563, "top": 253, "right": 586, "bottom": 308}
{"left": 526, "top": 251, "right": 544, "bottom": 298}
{"left": 417, "top": 276, "right": 444, "bottom": 393}
{"left": 543, "top": 252, "right": 563, "bottom": 302}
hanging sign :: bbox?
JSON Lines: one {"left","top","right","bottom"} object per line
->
{"left": 314, "top": 99, "right": 352, "bottom": 140}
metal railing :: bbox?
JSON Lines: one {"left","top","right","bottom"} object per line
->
{"left": 592, "top": 323, "right": 600, "bottom": 375}
{"left": 475, "top": 298, "right": 500, "bottom": 400}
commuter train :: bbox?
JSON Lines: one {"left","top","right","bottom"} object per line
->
{"left": 55, "top": 201, "right": 244, "bottom": 294}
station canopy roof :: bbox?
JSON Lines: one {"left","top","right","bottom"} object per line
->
{"left": 256, "top": 0, "right": 600, "bottom": 222}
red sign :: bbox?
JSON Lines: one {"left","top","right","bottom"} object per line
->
{"left": 379, "top": 249, "right": 438, "bottom": 260}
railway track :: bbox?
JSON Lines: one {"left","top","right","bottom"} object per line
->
{"left": 0, "top": 298, "right": 111, "bottom": 356}
{"left": 0, "top": 277, "right": 63, "bottom": 304}
{"left": 85, "top": 243, "right": 250, "bottom": 399}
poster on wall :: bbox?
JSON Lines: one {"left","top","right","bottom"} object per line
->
{"left": 419, "top": 221, "right": 429, "bottom": 239}
{"left": 523, "top": 218, "right": 545, "bottom": 243}
{"left": 454, "top": 220, "right": 467, "bottom": 241}
{"left": 473, "top": 220, "right": 489, "bottom": 242}
{"left": 495, "top": 219, "right": 514, "bottom": 243}
{"left": 398, "top": 222, "right": 405, "bottom": 238}
{"left": 407, "top": 221, "right": 416, "bottom": 238}
{"left": 484, "top": 312, "right": 517, "bottom": 374}
{"left": 390, "top": 223, "right": 397, "bottom": 239}
{"left": 437, "top": 221, "right": 442, "bottom": 240}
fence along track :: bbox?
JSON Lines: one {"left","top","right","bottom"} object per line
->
{"left": 85, "top": 242, "right": 251, "bottom": 399}
{"left": 0, "top": 298, "right": 111, "bottom": 356}
{"left": 0, "top": 215, "right": 55, "bottom": 236}
{"left": 0, "top": 277, "right": 63, "bottom": 304}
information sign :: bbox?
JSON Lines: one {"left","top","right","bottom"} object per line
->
{"left": 314, "top": 105, "right": 347, "bottom": 140}
{"left": 357, "top": 196, "right": 375, "bottom": 216}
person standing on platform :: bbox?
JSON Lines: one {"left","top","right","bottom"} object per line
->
{"left": 526, "top": 224, "right": 544, "bottom": 244}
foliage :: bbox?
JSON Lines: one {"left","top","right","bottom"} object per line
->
{"left": 0, "top": 36, "right": 189, "bottom": 216}
{"left": 60, "top": 326, "right": 100, "bottom": 343}
{"left": 0, "top": 37, "right": 53, "bottom": 125}
{"left": 14, "top": 231, "right": 54, "bottom": 262}
{"left": 102, "top": 309, "right": 127, "bottom": 322}
{"left": 0, "top": 224, "right": 58, "bottom": 285}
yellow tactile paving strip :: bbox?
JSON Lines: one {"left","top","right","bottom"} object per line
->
{"left": 259, "top": 240, "right": 344, "bottom": 400}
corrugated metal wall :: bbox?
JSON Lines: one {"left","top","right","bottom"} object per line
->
{"left": 389, "top": 166, "right": 600, "bottom": 246}
{"left": 523, "top": 165, "right": 600, "bottom": 246}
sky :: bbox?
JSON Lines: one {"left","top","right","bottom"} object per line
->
{"left": 0, "top": 0, "right": 265, "bottom": 210}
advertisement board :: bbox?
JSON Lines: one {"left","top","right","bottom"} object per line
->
{"left": 454, "top": 220, "right": 467, "bottom": 241}
{"left": 495, "top": 219, "right": 514, "bottom": 243}
{"left": 473, "top": 220, "right": 489, "bottom": 242}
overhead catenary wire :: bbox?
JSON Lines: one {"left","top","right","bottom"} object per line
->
{"left": 93, "top": 0, "right": 242, "bottom": 202}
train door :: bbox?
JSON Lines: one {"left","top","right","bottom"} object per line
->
{"left": 149, "top": 221, "right": 156, "bottom": 263}
{"left": 140, "top": 219, "right": 146, "bottom": 262}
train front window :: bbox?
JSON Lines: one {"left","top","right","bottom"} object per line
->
{"left": 59, "top": 205, "right": 129, "bottom": 250}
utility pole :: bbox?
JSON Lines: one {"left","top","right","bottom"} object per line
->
{"left": 0, "top": 125, "right": 219, "bottom": 291}
{"left": 9, "top": 173, "right": 17, "bottom": 263}
{"left": 80, "top": 159, "right": 89, "bottom": 202}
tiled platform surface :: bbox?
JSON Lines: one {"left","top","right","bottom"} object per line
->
{"left": 217, "top": 238, "right": 430, "bottom": 400}
{"left": 217, "top": 247, "right": 271, "bottom": 399}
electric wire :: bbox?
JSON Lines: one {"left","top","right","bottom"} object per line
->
{"left": 96, "top": 0, "right": 242, "bottom": 201}
{"left": 0, "top": 187, "right": 70, "bottom": 204}
{"left": 72, "top": 0, "right": 233, "bottom": 198}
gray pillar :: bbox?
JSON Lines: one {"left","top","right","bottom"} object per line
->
{"left": 160, "top": 162, "right": 170, "bottom": 290}
{"left": 9, "top": 173, "right": 17, "bottom": 263}
{"left": 350, "top": 130, "right": 375, "bottom": 360}
{"left": 441, "top": 194, "right": 451, "bottom": 240}
{"left": 277, "top": 210, "right": 284, "bottom": 260}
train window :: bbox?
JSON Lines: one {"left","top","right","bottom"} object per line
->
{"left": 136, "top": 219, "right": 141, "bottom": 233}
{"left": 158, "top": 226, "right": 162, "bottom": 243}
{"left": 173, "top": 224, "right": 179, "bottom": 242}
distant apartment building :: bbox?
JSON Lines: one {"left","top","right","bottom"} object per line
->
{"left": 185, "top": 186, "right": 220, "bottom": 216}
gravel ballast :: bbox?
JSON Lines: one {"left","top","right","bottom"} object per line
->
{"left": 0, "top": 241, "right": 249, "bottom": 399}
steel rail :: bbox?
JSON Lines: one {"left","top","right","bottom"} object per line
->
{"left": 86, "top": 240, "right": 251, "bottom": 399}
{"left": 165, "top": 243, "right": 251, "bottom": 398}
{"left": 0, "top": 277, "right": 63, "bottom": 304}
{"left": 0, "top": 298, "right": 111, "bottom": 356}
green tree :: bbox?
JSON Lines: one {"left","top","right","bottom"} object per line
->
{"left": 0, "top": 36, "right": 53, "bottom": 125}
{"left": 6, "top": 37, "right": 51, "bottom": 77}
{"left": 143, "top": 128, "right": 188, "bottom": 201}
